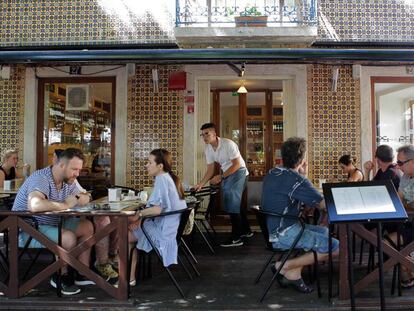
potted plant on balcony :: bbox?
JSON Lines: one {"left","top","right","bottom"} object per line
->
{"left": 234, "top": 7, "right": 268, "bottom": 27}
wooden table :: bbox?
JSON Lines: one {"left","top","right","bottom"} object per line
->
{"left": 337, "top": 221, "right": 414, "bottom": 300}
{"left": 0, "top": 208, "right": 142, "bottom": 300}
{"left": 0, "top": 188, "right": 19, "bottom": 195}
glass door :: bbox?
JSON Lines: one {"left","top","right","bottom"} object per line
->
{"left": 39, "top": 79, "right": 115, "bottom": 198}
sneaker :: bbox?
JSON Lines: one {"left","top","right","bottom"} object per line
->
{"left": 50, "top": 274, "right": 81, "bottom": 296}
{"left": 74, "top": 274, "right": 95, "bottom": 286}
{"left": 108, "top": 254, "right": 119, "bottom": 271}
{"left": 220, "top": 238, "right": 244, "bottom": 247}
{"left": 240, "top": 231, "right": 254, "bottom": 238}
{"left": 95, "top": 263, "right": 119, "bottom": 280}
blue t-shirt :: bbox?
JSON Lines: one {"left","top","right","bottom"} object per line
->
{"left": 261, "top": 167, "right": 323, "bottom": 239}
{"left": 12, "top": 166, "right": 80, "bottom": 226}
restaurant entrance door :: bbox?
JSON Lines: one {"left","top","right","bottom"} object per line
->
{"left": 37, "top": 77, "right": 116, "bottom": 198}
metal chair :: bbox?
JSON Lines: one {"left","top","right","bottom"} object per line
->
{"left": 251, "top": 206, "right": 321, "bottom": 302}
{"left": 185, "top": 186, "right": 219, "bottom": 254}
{"left": 129, "top": 204, "right": 199, "bottom": 298}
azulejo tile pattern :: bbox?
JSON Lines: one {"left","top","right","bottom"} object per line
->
{"left": 307, "top": 65, "right": 361, "bottom": 185}
{"left": 0, "top": 0, "right": 175, "bottom": 46}
{"left": 126, "top": 65, "right": 184, "bottom": 189}
{"left": 0, "top": 66, "right": 26, "bottom": 165}
{"left": 318, "top": 0, "right": 414, "bottom": 42}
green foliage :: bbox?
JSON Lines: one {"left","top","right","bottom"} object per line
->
{"left": 240, "top": 7, "right": 263, "bottom": 16}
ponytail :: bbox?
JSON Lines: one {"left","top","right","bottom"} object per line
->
{"left": 168, "top": 171, "right": 185, "bottom": 200}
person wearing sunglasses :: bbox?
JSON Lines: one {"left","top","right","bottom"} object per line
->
{"left": 387, "top": 145, "right": 414, "bottom": 288}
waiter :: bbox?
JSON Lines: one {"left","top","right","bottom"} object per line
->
{"left": 194, "top": 123, "right": 252, "bottom": 247}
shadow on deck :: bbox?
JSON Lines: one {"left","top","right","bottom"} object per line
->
{"left": 1, "top": 234, "right": 414, "bottom": 310}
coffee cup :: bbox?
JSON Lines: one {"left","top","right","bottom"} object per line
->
{"left": 139, "top": 191, "right": 148, "bottom": 202}
{"left": 3, "top": 180, "right": 12, "bottom": 191}
{"left": 108, "top": 188, "right": 122, "bottom": 202}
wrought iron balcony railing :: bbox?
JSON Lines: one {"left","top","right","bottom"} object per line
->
{"left": 175, "top": 0, "right": 317, "bottom": 27}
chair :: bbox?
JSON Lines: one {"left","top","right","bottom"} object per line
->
{"left": 251, "top": 206, "right": 321, "bottom": 302}
{"left": 185, "top": 186, "right": 219, "bottom": 254}
{"left": 129, "top": 204, "right": 199, "bottom": 298}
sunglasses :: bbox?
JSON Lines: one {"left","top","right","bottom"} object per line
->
{"left": 397, "top": 158, "right": 413, "bottom": 166}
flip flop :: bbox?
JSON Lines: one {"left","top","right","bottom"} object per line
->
{"left": 401, "top": 278, "right": 414, "bottom": 288}
{"left": 281, "top": 276, "right": 314, "bottom": 294}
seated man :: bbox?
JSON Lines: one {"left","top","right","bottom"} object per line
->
{"left": 388, "top": 144, "right": 414, "bottom": 287}
{"left": 54, "top": 149, "right": 118, "bottom": 281}
{"left": 12, "top": 148, "right": 94, "bottom": 295}
{"left": 262, "top": 137, "right": 339, "bottom": 293}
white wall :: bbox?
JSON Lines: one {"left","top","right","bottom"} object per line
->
{"left": 24, "top": 65, "right": 128, "bottom": 185}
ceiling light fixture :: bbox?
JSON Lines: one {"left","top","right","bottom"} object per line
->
{"left": 237, "top": 85, "right": 248, "bottom": 94}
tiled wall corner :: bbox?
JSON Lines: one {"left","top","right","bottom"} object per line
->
{"left": 126, "top": 65, "right": 185, "bottom": 189}
{"left": 307, "top": 65, "right": 361, "bottom": 185}
{"left": 0, "top": 66, "right": 26, "bottom": 165}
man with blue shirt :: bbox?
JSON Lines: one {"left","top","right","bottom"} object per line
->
{"left": 12, "top": 148, "right": 94, "bottom": 295}
{"left": 262, "top": 137, "right": 339, "bottom": 293}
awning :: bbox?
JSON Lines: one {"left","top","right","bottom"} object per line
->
{"left": 1, "top": 48, "right": 414, "bottom": 64}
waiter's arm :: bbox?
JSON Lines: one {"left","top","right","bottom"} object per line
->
{"left": 194, "top": 163, "right": 216, "bottom": 191}
{"left": 222, "top": 157, "right": 242, "bottom": 179}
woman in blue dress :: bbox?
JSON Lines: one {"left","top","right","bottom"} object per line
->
{"left": 128, "top": 149, "right": 186, "bottom": 286}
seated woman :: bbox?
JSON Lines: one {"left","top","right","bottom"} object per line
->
{"left": 0, "top": 149, "right": 30, "bottom": 187}
{"left": 338, "top": 154, "right": 364, "bottom": 182}
{"left": 128, "top": 149, "right": 186, "bottom": 286}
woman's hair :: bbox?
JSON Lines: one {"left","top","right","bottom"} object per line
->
{"left": 150, "top": 148, "right": 185, "bottom": 200}
{"left": 2, "top": 149, "right": 18, "bottom": 163}
{"left": 338, "top": 154, "right": 356, "bottom": 166}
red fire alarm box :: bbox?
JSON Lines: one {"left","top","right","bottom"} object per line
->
{"left": 168, "top": 71, "right": 186, "bottom": 90}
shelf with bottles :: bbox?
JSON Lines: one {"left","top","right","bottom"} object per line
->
{"left": 272, "top": 121, "right": 284, "bottom": 133}
{"left": 247, "top": 121, "right": 264, "bottom": 139}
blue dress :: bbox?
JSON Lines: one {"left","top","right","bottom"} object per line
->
{"left": 133, "top": 173, "right": 187, "bottom": 267}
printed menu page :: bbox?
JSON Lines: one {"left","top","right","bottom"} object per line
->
{"left": 331, "top": 185, "right": 396, "bottom": 215}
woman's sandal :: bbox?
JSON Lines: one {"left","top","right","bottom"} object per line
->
{"left": 281, "top": 276, "right": 314, "bottom": 294}
{"left": 401, "top": 278, "right": 414, "bottom": 288}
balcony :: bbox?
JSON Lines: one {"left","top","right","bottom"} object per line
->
{"left": 174, "top": 0, "right": 318, "bottom": 46}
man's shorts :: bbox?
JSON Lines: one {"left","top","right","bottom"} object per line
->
{"left": 19, "top": 218, "right": 80, "bottom": 248}
{"left": 272, "top": 223, "right": 339, "bottom": 254}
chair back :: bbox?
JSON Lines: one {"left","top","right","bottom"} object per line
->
{"left": 251, "top": 206, "right": 273, "bottom": 249}
{"left": 176, "top": 206, "right": 194, "bottom": 242}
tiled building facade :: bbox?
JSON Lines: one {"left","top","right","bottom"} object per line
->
{"left": 0, "top": 1, "right": 413, "bottom": 187}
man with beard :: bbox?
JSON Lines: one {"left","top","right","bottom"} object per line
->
{"left": 12, "top": 148, "right": 94, "bottom": 295}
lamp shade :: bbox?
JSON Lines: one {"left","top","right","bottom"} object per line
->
{"left": 237, "top": 85, "right": 248, "bottom": 93}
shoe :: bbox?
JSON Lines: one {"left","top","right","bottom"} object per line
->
{"left": 270, "top": 262, "right": 287, "bottom": 288}
{"left": 95, "top": 263, "right": 119, "bottom": 280}
{"left": 109, "top": 254, "right": 119, "bottom": 271}
{"left": 280, "top": 276, "right": 313, "bottom": 294}
{"left": 74, "top": 274, "right": 95, "bottom": 286}
{"left": 401, "top": 278, "right": 414, "bottom": 288}
{"left": 50, "top": 274, "right": 81, "bottom": 296}
{"left": 220, "top": 238, "right": 244, "bottom": 247}
{"left": 113, "top": 279, "right": 135, "bottom": 288}
{"left": 240, "top": 231, "right": 254, "bottom": 238}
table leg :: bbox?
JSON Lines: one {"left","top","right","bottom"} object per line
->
{"left": 346, "top": 224, "right": 356, "bottom": 311}
{"left": 377, "top": 222, "right": 385, "bottom": 311}
{"left": 8, "top": 216, "right": 18, "bottom": 298}
{"left": 116, "top": 216, "right": 128, "bottom": 300}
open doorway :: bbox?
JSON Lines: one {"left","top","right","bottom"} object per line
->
{"left": 210, "top": 79, "right": 285, "bottom": 213}
{"left": 37, "top": 77, "right": 116, "bottom": 198}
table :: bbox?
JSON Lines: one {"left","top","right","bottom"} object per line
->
{"left": 337, "top": 221, "right": 414, "bottom": 300}
{"left": 0, "top": 194, "right": 10, "bottom": 199}
{"left": 0, "top": 208, "right": 143, "bottom": 300}
{"left": 0, "top": 188, "right": 19, "bottom": 195}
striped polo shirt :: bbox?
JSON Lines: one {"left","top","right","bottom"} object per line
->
{"left": 12, "top": 166, "right": 80, "bottom": 226}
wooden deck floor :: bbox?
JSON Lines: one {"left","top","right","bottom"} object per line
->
{"left": 1, "top": 233, "right": 414, "bottom": 310}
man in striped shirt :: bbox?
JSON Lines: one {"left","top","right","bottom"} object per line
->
{"left": 12, "top": 148, "right": 94, "bottom": 295}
